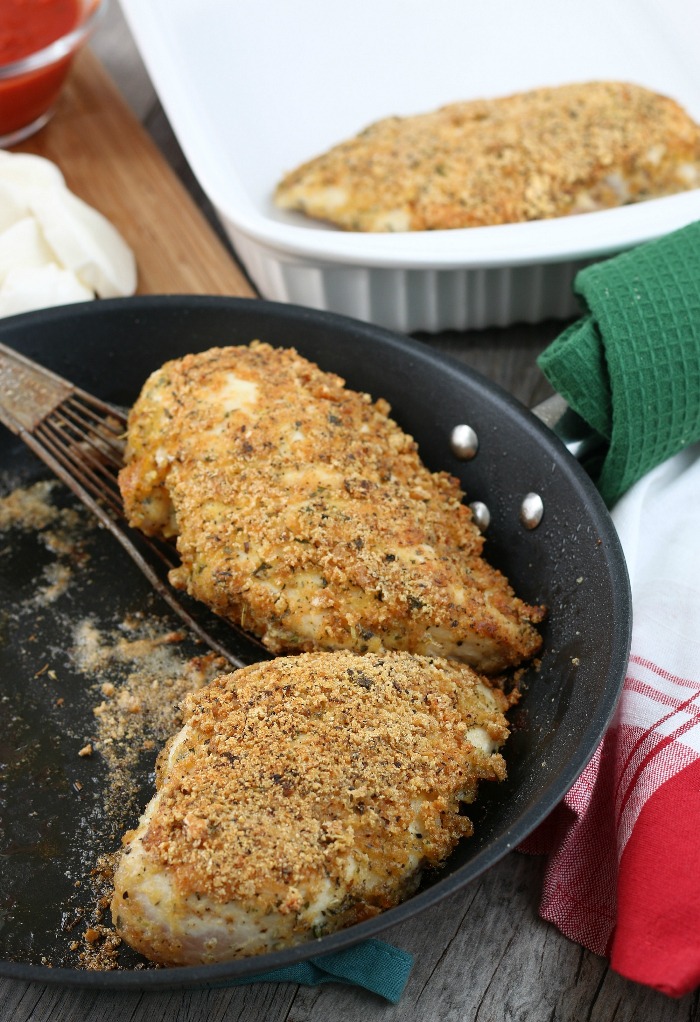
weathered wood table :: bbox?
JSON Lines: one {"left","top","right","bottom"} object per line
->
{"left": 2, "top": 4, "right": 699, "bottom": 1020}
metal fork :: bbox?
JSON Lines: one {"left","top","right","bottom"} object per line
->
{"left": 0, "top": 341, "right": 248, "bottom": 668}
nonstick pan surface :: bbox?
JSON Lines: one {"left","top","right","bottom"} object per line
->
{"left": 0, "top": 296, "right": 631, "bottom": 988}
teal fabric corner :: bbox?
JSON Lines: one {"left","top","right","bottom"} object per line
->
{"left": 205, "top": 939, "right": 414, "bottom": 1004}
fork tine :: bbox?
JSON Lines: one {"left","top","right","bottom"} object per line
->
{"left": 35, "top": 414, "right": 179, "bottom": 576}
{"left": 36, "top": 419, "right": 125, "bottom": 516}
{"left": 55, "top": 399, "right": 126, "bottom": 456}
{"left": 0, "top": 343, "right": 250, "bottom": 669}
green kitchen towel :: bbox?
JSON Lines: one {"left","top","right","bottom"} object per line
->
{"left": 537, "top": 220, "right": 700, "bottom": 506}
{"left": 214, "top": 938, "right": 413, "bottom": 1003}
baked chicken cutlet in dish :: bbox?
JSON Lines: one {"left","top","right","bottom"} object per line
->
{"left": 118, "top": 342, "right": 543, "bottom": 674}
{"left": 112, "top": 650, "right": 512, "bottom": 964}
{"left": 274, "top": 81, "right": 700, "bottom": 231}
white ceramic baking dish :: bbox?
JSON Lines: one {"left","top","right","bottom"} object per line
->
{"left": 118, "top": 0, "right": 700, "bottom": 332}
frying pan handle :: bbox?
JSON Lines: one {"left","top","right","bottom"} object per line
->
{"left": 531, "top": 393, "right": 605, "bottom": 467}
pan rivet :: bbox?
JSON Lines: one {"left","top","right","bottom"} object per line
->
{"left": 520, "top": 492, "right": 544, "bottom": 529}
{"left": 450, "top": 424, "right": 479, "bottom": 460}
{"left": 469, "top": 501, "right": 490, "bottom": 532}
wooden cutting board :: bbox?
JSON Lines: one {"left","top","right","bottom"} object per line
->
{"left": 15, "top": 49, "right": 257, "bottom": 298}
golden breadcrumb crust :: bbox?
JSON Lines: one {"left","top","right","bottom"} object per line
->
{"left": 118, "top": 342, "right": 544, "bottom": 673}
{"left": 119, "top": 651, "right": 511, "bottom": 929}
{"left": 274, "top": 81, "right": 700, "bottom": 231}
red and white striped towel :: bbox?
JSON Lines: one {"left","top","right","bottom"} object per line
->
{"left": 521, "top": 442, "right": 700, "bottom": 997}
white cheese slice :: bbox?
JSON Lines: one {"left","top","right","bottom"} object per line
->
{"left": 0, "top": 151, "right": 137, "bottom": 314}
{"left": 0, "top": 264, "right": 93, "bottom": 318}
{"left": 0, "top": 151, "right": 66, "bottom": 190}
{"left": 0, "top": 217, "right": 56, "bottom": 286}
{"left": 0, "top": 181, "right": 33, "bottom": 235}
{"left": 29, "top": 186, "right": 137, "bottom": 299}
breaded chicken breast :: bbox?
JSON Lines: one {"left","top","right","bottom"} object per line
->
{"left": 119, "top": 342, "right": 543, "bottom": 674}
{"left": 112, "top": 650, "right": 512, "bottom": 964}
{"left": 274, "top": 81, "right": 700, "bottom": 231}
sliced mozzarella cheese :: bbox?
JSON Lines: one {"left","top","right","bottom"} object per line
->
{"left": 30, "top": 186, "right": 137, "bottom": 299}
{"left": 0, "top": 154, "right": 68, "bottom": 233}
{"left": 0, "top": 217, "right": 56, "bottom": 286}
{"left": 0, "top": 264, "right": 93, "bottom": 318}
{"left": 0, "top": 152, "right": 66, "bottom": 190}
{"left": 0, "top": 181, "right": 34, "bottom": 234}
{"left": 0, "top": 151, "right": 137, "bottom": 315}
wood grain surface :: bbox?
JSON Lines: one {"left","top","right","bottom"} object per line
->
{"left": 2, "top": 12, "right": 700, "bottom": 1021}
{"left": 14, "top": 49, "right": 256, "bottom": 299}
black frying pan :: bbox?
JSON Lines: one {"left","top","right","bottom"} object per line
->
{"left": 0, "top": 296, "right": 631, "bottom": 989}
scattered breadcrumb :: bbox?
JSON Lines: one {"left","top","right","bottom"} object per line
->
{"left": 0, "top": 479, "right": 227, "bottom": 970}
{"left": 68, "top": 614, "right": 227, "bottom": 833}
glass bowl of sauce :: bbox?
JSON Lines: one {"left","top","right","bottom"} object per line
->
{"left": 0, "top": 0, "right": 106, "bottom": 147}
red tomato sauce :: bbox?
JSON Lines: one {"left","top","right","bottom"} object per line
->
{"left": 0, "top": 0, "right": 83, "bottom": 139}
